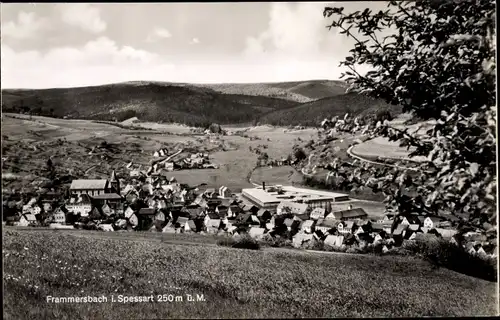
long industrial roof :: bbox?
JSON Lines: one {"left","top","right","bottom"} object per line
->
{"left": 242, "top": 186, "right": 348, "bottom": 205}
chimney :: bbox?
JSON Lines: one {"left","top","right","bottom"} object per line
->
{"left": 262, "top": 182, "right": 266, "bottom": 191}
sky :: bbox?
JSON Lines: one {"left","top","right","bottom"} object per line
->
{"left": 1, "top": 2, "right": 391, "bottom": 89}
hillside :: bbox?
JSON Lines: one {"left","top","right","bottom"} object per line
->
{"left": 1, "top": 82, "right": 299, "bottom": 127}
{"left": 258, "top": 92, "right": 403, "bottom": 127}
{"left": 1, "top": 80, "right": 395, "bottom": 128}
{"left": 197, "top": 80, "right": 349, "bottom": 103}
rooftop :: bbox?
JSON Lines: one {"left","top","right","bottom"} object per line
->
{"left": 70, "top": 179, "right": 108, "bottom": 190}
{"left": 91, "top": 193, "right": 122, "bottom": 200}
{"left": 242, "top": 185, "right": 349, "bottom": 206}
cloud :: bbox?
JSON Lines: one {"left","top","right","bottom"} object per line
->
{"left": 59, "top": 4, "right": 106, "bottom": 33}
{"left": 146, "top": 27, "right": 172, "bottom": 42}
{"left": 189, "top": 37, "right": 200, "bottom": 45}
{"left": 1, "top": 37, "right": 167, "bottom": 88}
{"left": 2, "top": 11, "right": 49, "bottom": 39}
{"left": 244, "top": 3, "right": 328, "bottom": 58}
{"left": 243, "top": 2, "right": 392, "bottom": 78}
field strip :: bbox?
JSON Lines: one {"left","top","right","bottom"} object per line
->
{"left": 5, "top": 227, "right": 358, "bottom": 257}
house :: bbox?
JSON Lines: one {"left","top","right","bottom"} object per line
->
{"left": 6, "top": 215, "right": 29, "bottom": 227}
{"left": 324, "top": 235, "right": 344, "bottom": 247}
{"left": 266, "top": 215, "right": 285, "bottom": 230}
{"left": 43, "top": 202, "right": 53, "bottom": 213}
{"left": 24, "top": 214, "right": 38, "bottom": 225}
{"left": 142, "top": 184, "right": 154, "bottom": 196}
{"left": 156, "top": 199, "right": 168, "bottom": 210}
{"left": 373, "top": 233, "right": 385, "bottom": 243}
{"left": 248, "top": 227, "right": 266, "bottom": 240}
{"left": 284, "top": 218, "right": 301, "bottom": 233}
{"left": 66, "top": 194, "right": 92, "bottom": 216}
{"left": 407, "top": 224, "right": 420, "bottom": 232}
{"left": 101, "top": 203, "right": 113, "bottom": 216}
{"left": 435, "top": 228, "right": 458, "bottom": 239}
{"left": 70, "top": 179, "right": 109, "bottom": 196}
{"left": 204, "top": 212, "right": 221, "bottom": 231}
{"left": 53, "top": 207, "right": 67, "bottom": 224}
{"left": 228, "top": 205, "right": 243, "bottom": 218}
{"left": 216, "top": 204, "right": 228, "bottom": 214}
{"left": 337, "top": 220, "right": 357, "bottom": 234}
{"left": 378, "top": 213, "right": 396, "bottom": 223}
{"left": 332, "top": 208, "right": 368, "bottom": 221}
{"left": 22, "top": 200, "right": 42, "bottom": 216}
{"left": 184, "top": 220, "right": 198, "bottom": 233}
{"left": 185, "top": 206, "right": 204, "bottom": 219}
{"left": 466, "top": 243, "right": 478, "bottom": 255}
{"left": 242, "top": 204, "right": 260, "bottom": 215}
{"left": 423, "top": 216, "right": 446, "bottom": 229}
{"left": 300, "top": 220, "right": 316, "bottom": 234}
{"left": 137, "top": 208, "right": 156, "bottom": 230}
{"left": 310, "top": 207, "right": 326, "bottom": 220}
{"left": 371, "top": 223, "right": 385, "bottom": 233}
{"left": 129, "top": 214, "right": 139, "bottom": 227}
{"left": 204, "top": 188, "right": 216, "bottom": 198}
{"left": 162, "top": 221, "right": 176, "bottom": 233}
{"left": 256, "top": 209, "right": 272, "bottom": 222}
{"left": 114, "top": 219, "right": 128, "bottom": 230}
{"left": 176, "top": 217, "right": 189, "bottom": 230}
{"left": 226, "top": 225, "right": 238, "bottom": 235}
{"left": 147, "top": 198, "right": 157, "bottom": 208}
{"left": 155, "top": 211, "right": 166, "bottom": 223}
{"left": 164, "top": 162, "right": 174, "bottom": 172}
{"left": 91, "top": 193, "right": 123, "bottom": 207}
{"left": 315, "top": 219, "right": 338, "bottom": 234}
{"left": 98, "top": 224, "right": 114, "bottom": 232}
{"left": 277, "top": 201, "right": 309, "bottom": 216}
{"left": 292, "top": 233, "right": 313, "bottom": 248}
{"left": 235, "top": 212, "right": 253, "bottom": 225}
{"left": 218, "top": 186, "right": 232, "bottom": 198}
{"left": 153, "top": 150, "right": 160, "bottom": 157}
{"left": 124, "top": 206, "right": 135, "bottom": 219}
{"left": 251, "top": 215, "right": 261, "bottom": 225}
{"left": 138, "top": 208, "right": 156, "bottom": 216}
{"left": 392, "top": 224, "right": 409, "bottom": 237}
{"left": 357, "top": 232, "right": 374, "bottom": 245}
{"left": 354, "top": 224, "right": 371, "bottom": 236}
{"left": 401, "top": 216, "right": 421, "bottom": 226}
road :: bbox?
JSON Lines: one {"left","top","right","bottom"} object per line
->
{"left": 347, "top": 145, "right": 420, "bottom": 172}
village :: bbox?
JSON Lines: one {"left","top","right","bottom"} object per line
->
{"left": 3, "top": 146, "right": 497, "bottom": 260}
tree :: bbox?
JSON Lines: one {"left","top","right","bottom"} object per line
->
{"left": 321, "top": 0, "right": 496, "bottom": 231}
{"left": 293, "top": 147, "right": 307, "bottom": 162}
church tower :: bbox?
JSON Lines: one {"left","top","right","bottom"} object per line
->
{"left": 110, "top": 170, "right": 120, "bottom": 194}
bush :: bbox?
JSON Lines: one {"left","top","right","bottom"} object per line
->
{"left": 404, "top": 238, "right": 496, "bottom": 282}
{"left": 261, "top": 235, "right": 293, "bottom": 248}
{"left": 217, "top": 235, "right": 260, "bottom": 250}
{"left": 302, "top": 239, "right": 325, "bottom": 250}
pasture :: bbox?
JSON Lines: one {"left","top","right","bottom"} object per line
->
{"left": 3, "top": 229, "right": 496, "bottom": 319}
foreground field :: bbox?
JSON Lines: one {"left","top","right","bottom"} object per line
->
{"left": 3, "top": 229, "right": 496, "bottom": 319}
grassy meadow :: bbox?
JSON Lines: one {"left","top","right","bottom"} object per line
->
{"left": 3, "top": 229, "right": 497, "bottom": 319}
